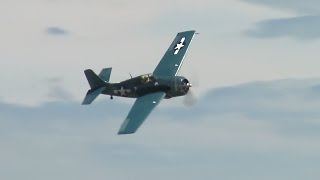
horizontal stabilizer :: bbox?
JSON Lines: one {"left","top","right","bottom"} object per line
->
{"left": 82, "top": 87, "right": 105, "bottom": 105}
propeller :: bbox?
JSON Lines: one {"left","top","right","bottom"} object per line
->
{"left": 183, "top": 89, "right": 198, "bottom": 106}
{"left": 181, "top": 65, "right": 200, "bottom": 107}
{"left": 182, "top": 78, "right": 201, "bottom": 107}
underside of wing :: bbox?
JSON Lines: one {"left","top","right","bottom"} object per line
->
{"left": 118, "top": 92, "right": 166, "bottom": 135}
{"left": 153, "top": 30, "right": 196, "bottom": 77}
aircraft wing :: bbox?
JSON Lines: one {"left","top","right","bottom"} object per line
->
{"left": 118, "top": 92, "right": 166, "bottom": 135}
{"left": 153, "top": 30, "right": 196, "bottom": 77}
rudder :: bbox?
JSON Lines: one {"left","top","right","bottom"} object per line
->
{"left": 84, "top": 69, "right": 106, "bottom": 89}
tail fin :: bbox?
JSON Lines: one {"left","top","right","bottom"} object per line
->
{"left": 84, "top": 69, "right": 106, "bottom": 89}
{"left": 82, "top": 68, "right": 111, "bottom": 105}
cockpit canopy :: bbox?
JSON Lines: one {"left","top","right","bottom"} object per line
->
{"left": 140, "top": 74, "right": 155, "bottom": 84}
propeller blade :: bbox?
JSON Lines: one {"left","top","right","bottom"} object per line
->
{"left": 183, "top": 90, "right": 198, "bottom": 106}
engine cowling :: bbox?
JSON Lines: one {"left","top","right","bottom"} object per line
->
{"left": 166, "top": 76, "right": 191, "bottom": 98}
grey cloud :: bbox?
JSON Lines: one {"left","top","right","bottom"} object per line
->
{"left": 47, "top": 86, "right": 74, "bottom": 101}
{"left": 45, "top": 77, "right": 63, "bottom": 83}
{"left": 46, "top": 27, "right": 69, "bottom": 36}
{"left": 242, "top": 0, "right": 320, "bottom": 13}
{"left": 2, "top": 79, "right": 320, "bottom": 179}
{"left": 242, "top": 0, "right": 320, "bottom": 40}
{"left": 44, "top": 77, "right": 74, "bottom": 101}
{"left": 202, "top": 79, "right": 320, "bottom": 115}
{"left": 245, "top": 15, "right": 320, "bottom": 39}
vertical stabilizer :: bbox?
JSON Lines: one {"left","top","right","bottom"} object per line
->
{"left": 82, "top": 68, "right": 112, "bottom": 105}
{"left": 84, "top": 69, "right": 106, "bottom": 89}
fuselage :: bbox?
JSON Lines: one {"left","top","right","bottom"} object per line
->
{"left": 102, "top": 74, "right": 191, "bottom": 99}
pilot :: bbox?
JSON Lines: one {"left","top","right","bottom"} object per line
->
{"left": 141, "top": 75, "right": 148, "bottom": 83}
{"left": 141, "top": 74, "right": 153, "bottom": 83}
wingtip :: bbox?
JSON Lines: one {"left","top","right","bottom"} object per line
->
{"left": 177, "top": 30, "right": 196, "bottom": 34}
{"left": 117, "top": 131, "right": 135, "bottom": 135}
{"left": 81, "top": 101, "right": 90, "bottom": 105}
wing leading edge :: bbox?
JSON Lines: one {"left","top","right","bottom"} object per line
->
{"left": 153, "top": 30, "right": 196, "bottom": 77}
{"left": 118, "top": 92, "right": 166, "bottom": 135}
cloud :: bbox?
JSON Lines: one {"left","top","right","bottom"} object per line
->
{"left": 243, "top": 0, "right": 320, "bottom": 39}
{"left": 47, "top": 86, "right": 75, "bottom": 101}
{"left": 202, "top": 79, "right": 320, "bottom": 115}
{"left": 44, "top": 77, "right": 75, "bottom": 101}
{"left": 46, "top": 27, "right": 69, "bottom": 36}
{"left": 245, "top": 15, "right": 320, "bottom": 39}
{"left": 242, "top": 0, "right": 320, "bottom": 13}
{"left": 46, "top": 77, "right": 64, "bottom": 83}
{"left": 2, "top": 79, "right": 320, "bottom": 179}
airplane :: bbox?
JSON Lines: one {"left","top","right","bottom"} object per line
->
{"left": 82, "top": 30, "right": 197, "bottom": 135}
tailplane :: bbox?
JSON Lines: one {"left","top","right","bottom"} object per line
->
{"left": 98, "top": 68, "right": 112, "bottom": 82}
{"left": 82, "top": 87, "right": 105, "bottom": 105}
{"left": 82, "top": 68, "right": 112, "bottom": 105}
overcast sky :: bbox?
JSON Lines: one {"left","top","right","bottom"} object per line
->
{"left": 2, "top": 79, "right": 320, "bottom": 180}
{"left": 1, "top": 0, "right": 320, "bottom": 105}
{"left": 1, "top": 0, "right": 320, "bottom": 179}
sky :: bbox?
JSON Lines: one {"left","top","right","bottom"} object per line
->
{"left": 2, "top": 0, "right": 320, "bottom": 105}
{"left": 1, "top": 0, "right": 320, "bottom": 179}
